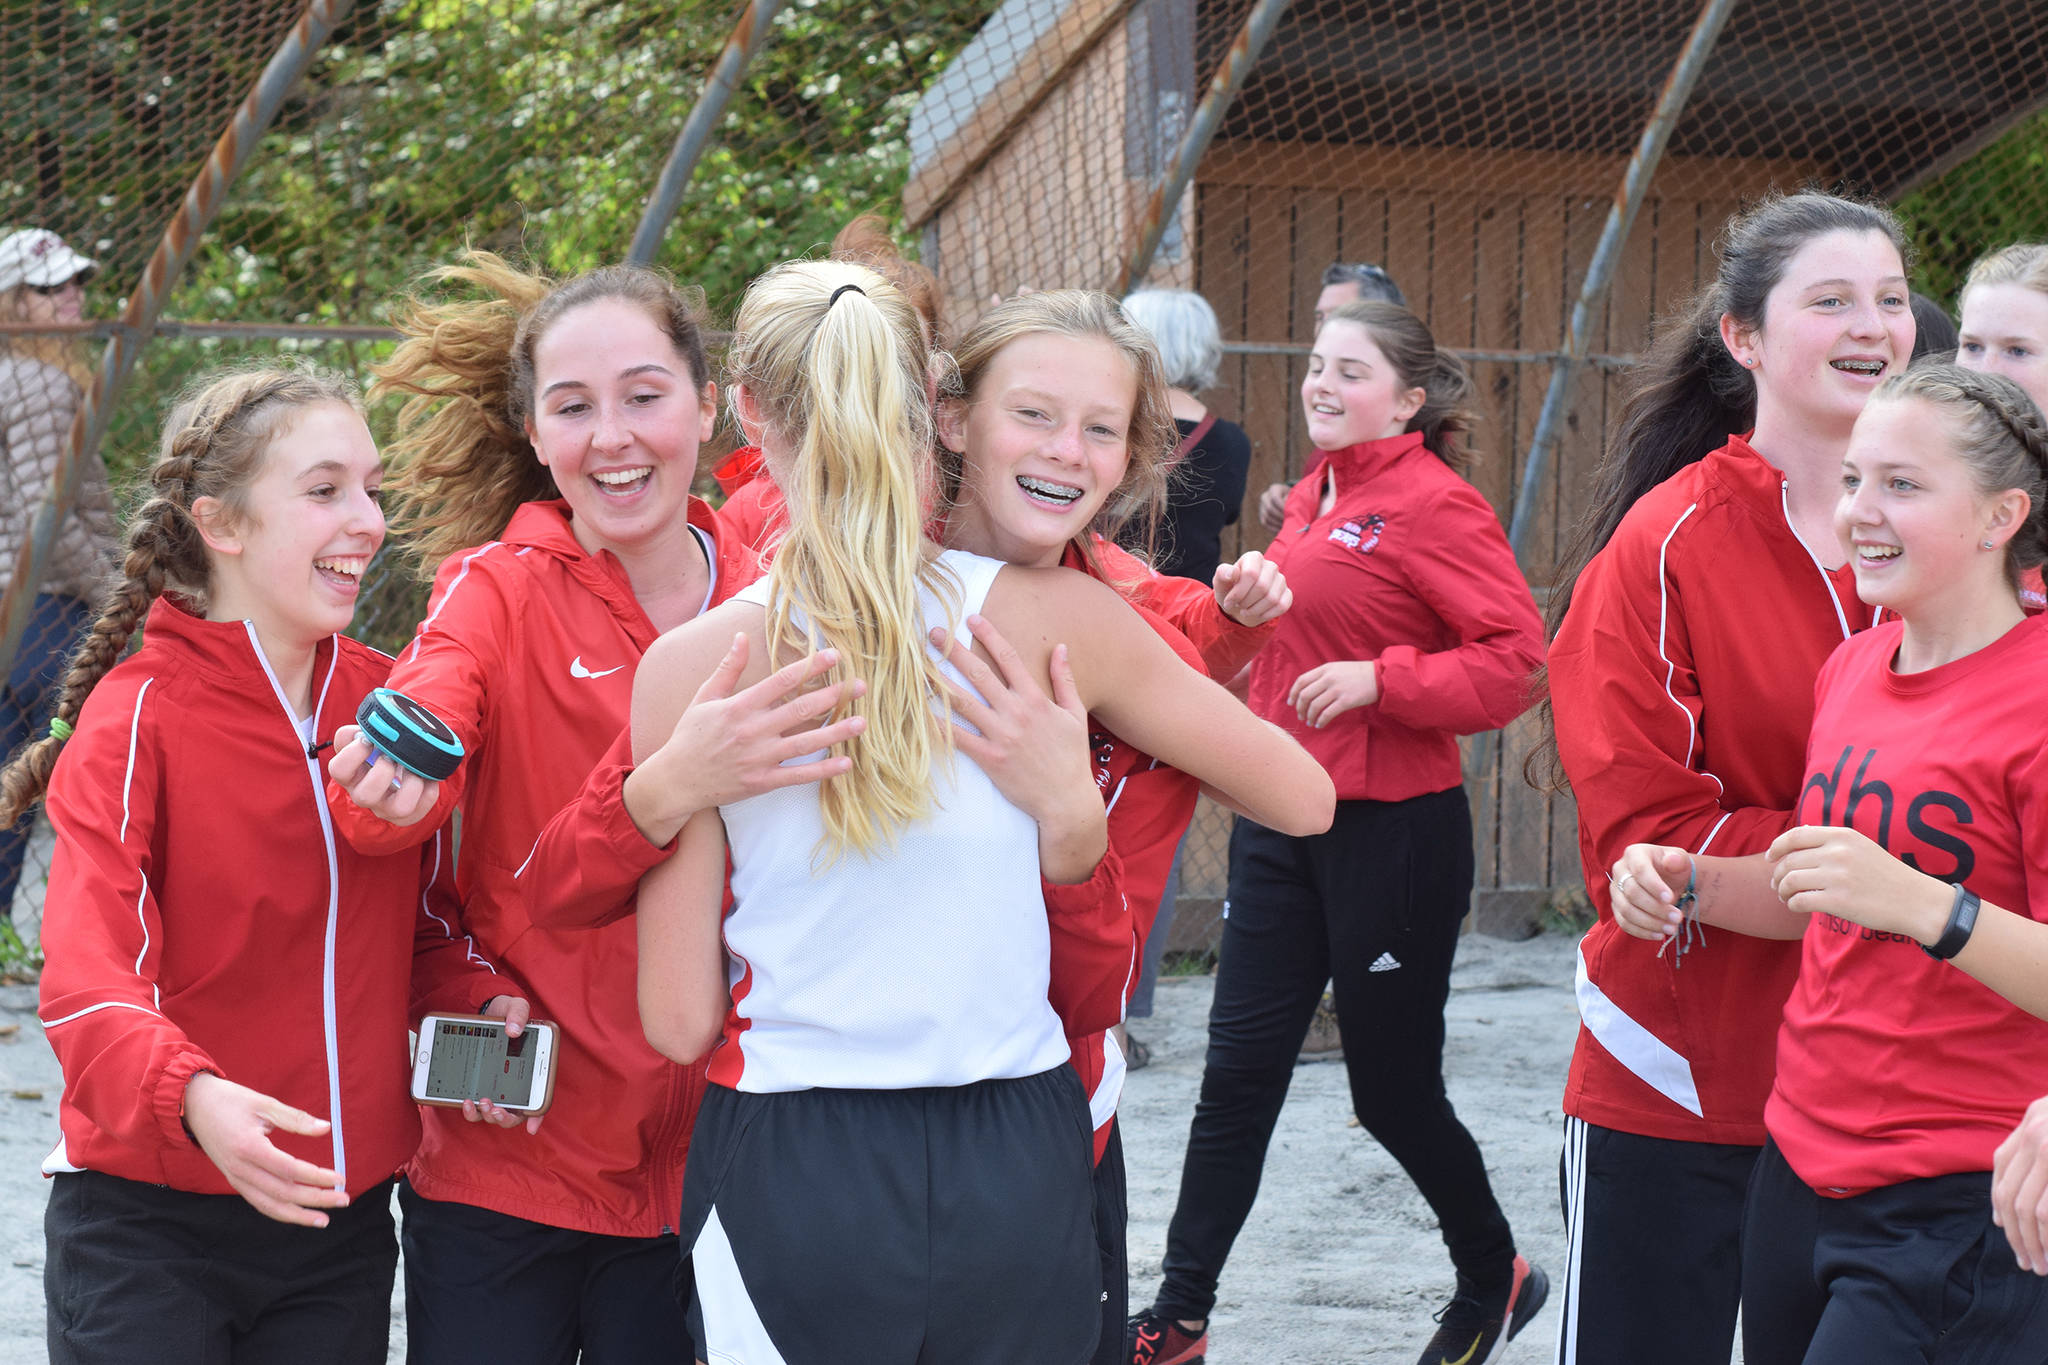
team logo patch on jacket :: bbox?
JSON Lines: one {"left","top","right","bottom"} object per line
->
{"left": 1328, "top": 514, "right": 1385, "bottom": 555}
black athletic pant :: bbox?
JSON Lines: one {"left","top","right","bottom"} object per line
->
{"left": 1091, "top": 1119, "right": 1128, "bottom": 1365}
{"left": 1153, "top": 793, "right": 1516, "bottom": 1322}
{"left": 399, "top": 1181, "right": 693, "bottom": 1365}
{"left": 46, "top": 1170, "right": 397, "bottom": 1365}
{"left": 681, "top": 1066, "right": 1098, "bottom": 1365}
{"left": 1554, "top": 1115, "right": 1755, "bottom": 1365}
{"left": 1743, "top": 1139, "right": 2048, "bottom": 1365}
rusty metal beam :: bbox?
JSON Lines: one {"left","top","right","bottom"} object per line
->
{"left": 627, "top": 0, "right": 785, "bottom": 266}
{"left": 1506, "top": 0, "right": 1736, "bottom": 561}
{"left": 1117, "top": 0, "right": 1293, "bottom": 296}
{"left": 0, "top": 0, "right": 359, "bottom": 678}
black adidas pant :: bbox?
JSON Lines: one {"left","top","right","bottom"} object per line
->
{"left": 1554, "top": 1116, "right": 1756, "bottom": 1365}
{"left": 46, "top": 1170, "right": 397, "bottom": 1365}
{"left": 1151, "top": 793, "right": 1517, "bottom": 1322}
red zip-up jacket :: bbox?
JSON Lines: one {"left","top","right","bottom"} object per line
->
{"left": 326, "top": 498, "right": 750, "bottom": 1237}
{"left": 1549, "top": 435, "right": 1876, "bottom": 1145}
{"left": 1255, "top": 432, "right": 1543, "bottom": 801}
{"left": 40, "top": 597, "right": 506, "bottom": 1197}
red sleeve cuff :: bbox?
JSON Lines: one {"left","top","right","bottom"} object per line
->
{"left": 153, "top": 1050, "right": 221, "bottom": 1150}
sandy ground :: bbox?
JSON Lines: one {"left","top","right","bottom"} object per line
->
{"left": 0, "top": 929, "right": 1591, "bottom": 1364}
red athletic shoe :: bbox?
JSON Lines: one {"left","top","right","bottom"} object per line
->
{"left": 1126, "top": 1308, "right": 1207, "bottom": 1365}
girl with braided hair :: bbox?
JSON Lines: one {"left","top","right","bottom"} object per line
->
{"left": 1608, "top": 362, "right": 2048, "bottom": 1361}
{"left": 7, "top": 366, "right": 523, "bottom": 1364}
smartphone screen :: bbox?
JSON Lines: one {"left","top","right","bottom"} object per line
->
{"left": 423, "top": 1020, "right": 538, "bottom": 1106}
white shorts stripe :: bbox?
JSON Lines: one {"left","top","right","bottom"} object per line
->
{"left": 694, "top": 1205, "right": 792, "bottom": 1365}
{"left": 1555, "top": 1115, "right": 1588, "bottom": 1365}
{"left": 1573, "top": 945, "right": 1703, "bottom": 1117}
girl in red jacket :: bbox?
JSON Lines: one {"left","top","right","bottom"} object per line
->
{"left": 1128, "top": 299, "right": 1548, "bottom": 1365}
{"left": 1607, "top": 363, "right": 2048, "bottom": 1362}
{"left": 1543, "top": 192, "right": 1914, "bottom": 1365}
{"left": 5, "top": 367, "right": 521, "bottom": 1365}
{"left": 322, "top": 257, "right": 862, "bottom": 1365}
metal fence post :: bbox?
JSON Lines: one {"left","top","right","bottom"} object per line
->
{"left": 1505, "top": 0, "right": 1738, "bottom": 560}
{"left": 1116, "top": 0, "right": 1293, "bottom": 297}
{"left": 627, "top": 0, "right": 786, "bottom": 267}
{"left": 0, "top": 0, "right": 360, "bottom": 679}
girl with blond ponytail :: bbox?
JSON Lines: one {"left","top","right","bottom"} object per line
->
{"left": 12, "top": 366, "right": 521, "bottom": 1365}
{"left": 630, "top": 259, "right": 1333, "bottom": 1365}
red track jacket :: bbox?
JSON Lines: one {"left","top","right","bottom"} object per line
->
{"left": 40, "top": 597, "right": 505, "bottom": 1197}
{"left": 1549, "top": 435, "right": 1877, "bottom": 1145}
{"left": 326, "top": 498, "right": 749, "bottom": 1236}
{"left": 1255, "top": 432, "right": 1544, "bottom": 801}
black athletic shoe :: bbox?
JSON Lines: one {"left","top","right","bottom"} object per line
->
{"left": 1416, "top": 1255, "right": 1548, "bottom": 1365}
{"left": 1126, "top": 1308, "right": 1206, "bottom": 1365}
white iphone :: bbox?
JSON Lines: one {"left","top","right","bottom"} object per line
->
{"left": 411, "top": 1013, "right": 559, "bottom": 1115}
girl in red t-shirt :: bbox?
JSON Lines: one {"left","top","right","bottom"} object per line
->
{"left": 1611, "top": 363, "right": 2048, "bottom": 1361}
{"left": 1127, "top": 299, "right": 1548, "bottom": 1365}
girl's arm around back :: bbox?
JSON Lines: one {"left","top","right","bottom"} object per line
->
{"left": 991, "top": 568, "right": 1335, "bottom": 837}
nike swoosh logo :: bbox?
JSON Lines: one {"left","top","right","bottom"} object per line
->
{"left": 569, "top": 657, "right": 625, "bottom": 680}
{"left": 1443, "top": 1338, "right": 1482, "bottom": 1365}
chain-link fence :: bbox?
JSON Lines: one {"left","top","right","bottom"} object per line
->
{"left": 4, "top": 0, "right": 2048, "bottom": 963}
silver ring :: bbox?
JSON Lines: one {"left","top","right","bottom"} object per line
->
{"left": 1613, "top": 871, "right": 1635, "bottom": 892}
{"left": 388, "top": 772, "right": 406, "bottom": 795}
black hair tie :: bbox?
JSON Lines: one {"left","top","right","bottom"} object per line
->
{"left": 829, "top": 283, "right": 866, "bottom": 307}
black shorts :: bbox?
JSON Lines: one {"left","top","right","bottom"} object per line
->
{"left": 680, "top": 1066, "right": 1099, "bottom": 1365}
{"left": 1743, "top": 1138, "right": 2048, "bottom": 1365}
{"left": 46, "top": 1169, "right": 397, "bottom": 1365}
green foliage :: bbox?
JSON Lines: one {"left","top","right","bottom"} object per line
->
{"left": 173, "top": 0, "right": 999, "bottom": 326}
{"left": 1897, "top": 109, "right": 2048, "bottom": 308}
{"left": 0, "top": 916, "right": 41, "bottom": 983}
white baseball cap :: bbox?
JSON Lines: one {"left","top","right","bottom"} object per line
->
{"left": 0, "top": 229, "right": 96, "bottom": 292}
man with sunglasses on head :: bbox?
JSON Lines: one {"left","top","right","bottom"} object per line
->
{"left": 1257, "top": 262, "right": 1406, "bottom": 532}
{"left": 0, "top": 228, "right": 115, "bottom": 922}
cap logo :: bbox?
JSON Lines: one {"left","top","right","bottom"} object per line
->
{"left": 28, "top": 237, "right": 51, "bottom": 258}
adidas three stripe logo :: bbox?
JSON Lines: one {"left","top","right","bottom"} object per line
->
{"left": 1368, "top": 951, "right": 1402, "bottom": 972}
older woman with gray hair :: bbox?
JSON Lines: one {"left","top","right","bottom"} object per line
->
{"left": 1120, "top": 289, "right": 1253, "bottom": 587}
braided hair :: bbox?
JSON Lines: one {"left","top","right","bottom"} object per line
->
{"left": 1875, "top": 361, "right": 2048, "bottom": 581}
{"left": 0, "top": 365, "right": 360, "bottom": 828}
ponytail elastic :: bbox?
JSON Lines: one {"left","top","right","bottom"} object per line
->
{"left": 46, "top": 718, "right": 72, "bottom": 741}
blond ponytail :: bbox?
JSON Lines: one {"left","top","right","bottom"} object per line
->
{"left": 726, "top": 260, "right": 953, "bottom": 862}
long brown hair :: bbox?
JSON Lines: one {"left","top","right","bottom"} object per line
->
{"left": 0, "top": 366, "right": 360, "bottom": 827}
{"left": 374, "top": 251, "right": 710, "bottom": 576}
{"left": 1527, "top": 191, "right": 1908, "bottom": 791}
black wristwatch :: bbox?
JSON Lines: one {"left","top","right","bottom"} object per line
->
{"left": 1921, "top": 884, "right": 1981, "bottom": 961}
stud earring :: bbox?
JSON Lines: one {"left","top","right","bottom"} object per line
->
{"left": 1983, "top": 540, "right": 1997, "bottom": 550}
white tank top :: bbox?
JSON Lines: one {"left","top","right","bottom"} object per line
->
{"left": 711, "top": 549, "right": 1069, "bottom": 1092}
